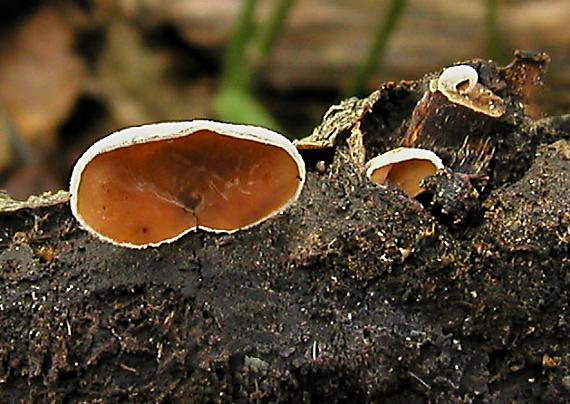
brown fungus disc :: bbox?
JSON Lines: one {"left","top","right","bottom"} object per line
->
{"left": 366, "top": 147, "right": 444, "bottom": 198}
{"left": 70, "top": 121, "right": 305, "bottom": 248}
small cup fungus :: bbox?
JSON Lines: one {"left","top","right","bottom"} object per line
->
{"left": 69, "top": 120, "right": 305, "bottom": 248}
{"left": 436, "top": 65, "right": 478, "bottom": 94}
{"left": 430, "top": 65, "right": 506, "bottom": 117}
{"left": 366, "top": 147, "right": 444, "bottom": 198}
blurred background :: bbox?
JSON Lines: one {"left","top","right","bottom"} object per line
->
{"left": 0, "top": 0, "right": 568, "bottom": 200}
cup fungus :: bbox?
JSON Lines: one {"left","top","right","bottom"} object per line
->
{"left": 366, "top": 147, "right": 444, "bottom": 198}
{"left": 69, "top": 120, "right": 306, "bottom": 248}
{"left": 430, "top": 65, "right": 506, "bottom": 117}
{"left": 435, "top": 65, "right": 479, "bottom": 95}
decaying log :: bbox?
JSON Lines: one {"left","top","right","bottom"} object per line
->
{"left": 0, "top": 53, "right": 569, "bottom": 402}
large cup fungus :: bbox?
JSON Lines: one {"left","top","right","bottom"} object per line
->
{"left": 366, "top": 147, "right": 444, "bottom": 198}
{"left": 69, "top": 120, "right": 306, "bottom": 248}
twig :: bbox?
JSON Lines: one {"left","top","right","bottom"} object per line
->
{"left": 408, "top": 371, "right": 431, "bottom": 390}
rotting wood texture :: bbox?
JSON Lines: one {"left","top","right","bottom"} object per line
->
{"left": 0, "top": 52, "right": 569, "bottom": 402}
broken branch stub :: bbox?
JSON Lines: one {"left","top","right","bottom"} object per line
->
{"left": 301, "top": 51, "right": 551, "bottom": 192}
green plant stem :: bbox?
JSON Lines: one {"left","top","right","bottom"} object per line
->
{"left": 484, "top": 0, "right": 502, "bottom": 62}
{"left": 244, "top": 0, "right": 295, "bottom": 89}
{"left": 343, "top": 0, "right": 407, "bottom": 97}
{"left": 216, "top": 0, "right": 294, "bottom": 131}
{"left": 220, "top": 0, "right": 259, "bottom": 90}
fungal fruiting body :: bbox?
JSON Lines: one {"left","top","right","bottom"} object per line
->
{"left": 70, "top": 120, "right": 305, "bottom": 248}
{"left": 366, "top": 148, "right": 444, "bottom": 198}
{"left": 430, "top": 64, "right": 506, "bottom": 117}
{"left": 436, "top": 65, "right": 479, "bottom": 94}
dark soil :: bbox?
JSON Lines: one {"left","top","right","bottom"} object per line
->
{"left": 0, "top": 55, "right": 569, "bottom": 403}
